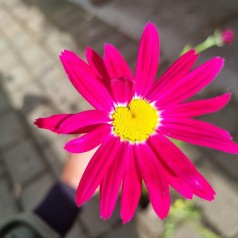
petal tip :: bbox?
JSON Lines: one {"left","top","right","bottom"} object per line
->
{"left": 223, "top": 92, "right": 232, "bottom": 103}
{"left": 34, "top": 118, "right": 42, "bottom": 128}
{"left": 64, "top": 143, "right": 72, "bottom": 153}
{"left": 104, "top": 43, "right": 117, "bottom": 52}
{"left": 214, "top": 57, "right": 225, "bottom": 66}
{"left": 85, "top": 46, "right": 94, "bottom": 56}
{"left": 120, "top": 211, "right": 133, "bottom": 224}
{"left": 100, "top": 213, "right": 111, "bottom": 221}
{"left": 145, "top": 21, "right": 157, "bottom": 30}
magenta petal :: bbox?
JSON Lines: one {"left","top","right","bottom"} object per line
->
{"left": 34, "top": 114, "right": 72, "bottom": 132}
{"left": 135, "top": 143, "right": 170, "bottom": 219}
{"left": 76, "top": 136, "right": 120, "bottom": 207}
{"left": 135, "top": 22, "right": 160, "bottom": 96}
{"left": 165, "top": 172, "right": 193, "bottom": 199}
{"left": 104, "top": 44, "right": 133, "bottom": 80}
{"left": 64, "top": 124, "right": 112, "bottom": 153}
{"left": 162, "top": 93, "right": 231, "bottom": 117}
{"left": 159, "top": 118, "right": 238, "bottom": 153}
{"left": 60, "top": 50, "right": 114, "bottom": 111}
{"left": 121, "top": 145, "right": 141, "bottom": 224}
{"left": 85, "top": 47, "right": 110, "bottom": 89}
{"left": 148, "top": 49, "right": 198, "bottom": 101}
{"left": 57, "top": 110, "right": 110, "bottom": 134}
{"left": 100, "top": 142, "right": 127, "bottom": 220}
{"left": 192, "top": 190, "right": 215, "bottom": 201}
{"left": 110, "top": 77, "right": 134, "bottom": 104}
{"left": 149, "top": 134, "right": 215, "bottom": 198}
{"left": 155, "top": 57, "right": 224, "bottom": 107}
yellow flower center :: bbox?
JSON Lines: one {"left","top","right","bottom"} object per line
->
{"left": 112, "top": 99, "right": 159, "bottom": 142}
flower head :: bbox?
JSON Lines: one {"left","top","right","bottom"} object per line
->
{"left": 35, "top": 22, "right": 238, "bottom": 223}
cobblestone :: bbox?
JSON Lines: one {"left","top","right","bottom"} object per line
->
{"left": 3, "top": 139, "right": 45, "bottom": 185}
{"left": 173, "top": 223, "right": 201, "bottom": 238}
{"left": 94, "top": 31, "right": 132, "bottom": 50}
{"left": 1, "top": 66, "right": 32, "bottom": 95}
{"left": 0, "top": 9, "right": 15, "bottom": 31}
{"left": 43, "top": 137, "right": 68, "bottom": 178}
{"left": 2, "top": 20, "right": 23, "bottom": 40}
{"left": 10, "top": 28, "right": 33, "bottom": 50}
{"left": 105, "top": 220, "right": 139, "bottom": 238}
{"left": 136, "top": 206, "right": 164, "bottom": 238}
{"left": 0, "top": 111, "right": 27, "bottom": 150}
{"left": 10, "top": 2, "right": 33, "bottom": 22}
{"left": 0, "top": 0, "right": 238, "bottom": 237}
{"left": 79, "top": 195, "right": 120, "bottom": 237}
{"left": 39, "top": 67, "right": 87, "bottom": 113}
{"left": 26, "top": 104, "right": 60, "bottom": 149}
{"left": 14, "top": 6, "right": 45, "bottom": 35}
{"left": 180, "top": 144, "right": 203, "bottom": 164}
{"left": 52, "top": 5, "right": 89, "bottom": 30}
{"left": 66, "top": 221, "right": 87, "bottom": 238}
{"left": 201, "top": 101, "right": 238, "bottom": 135}
{"left": 21, "top": 44, "right": 50, "bottom": 69}
{"left": 7, "top": 81, "right": 45, "bottom": 112}
{"left": 196, "top": 161, "right": 238, "bottom": 238}
{"left": 0, "top": 160, "right": 5, "bottom": 177}
{"left": 212, "top": 151, "right": 238, "bottom": 180}
{"left": 0, "top": 0, "right": 21, "bottom": 7}
{"left": 0, "top": 90, "right": 11, "bottom": 116}
{"left": 0, "top": 37, "right": 8, "bottom": 53}
{"left": 0, "top": 50, "right": 19, "bottom": 72}
{"left": 0, "top": 178, "right": 19, "bottom": 219}
{"left": 42, "top": 28, "right": 77, "bottom": 55}
{"left": 20, "top": 173, "right": 55, "bottom": 210}
{"left": 118, "top": 41, "right": 138, "bottom": 64}
{"left": 70, "top": 18, "right": 114, "bottom": 49}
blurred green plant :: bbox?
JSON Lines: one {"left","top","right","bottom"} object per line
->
{"left": 161, "top": 199, "right": 221, "bottom": 238}
{"left": 181, "top": 28, "right": 234, "bottom": 55}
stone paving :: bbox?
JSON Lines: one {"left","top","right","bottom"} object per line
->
{"left": 0, "top": 0, "right": 237, "bottom": 237}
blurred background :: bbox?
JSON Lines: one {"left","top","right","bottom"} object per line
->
{"left": 0, "top": 0, "right": 238, "bottom": 237}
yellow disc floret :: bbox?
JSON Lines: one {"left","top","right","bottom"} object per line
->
{"left": 112, "top": 99, "right": 159, "bottom": 142}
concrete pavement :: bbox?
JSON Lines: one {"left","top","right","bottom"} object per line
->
{"left": 0, "top": 0, "right": 238, "bottom": 237}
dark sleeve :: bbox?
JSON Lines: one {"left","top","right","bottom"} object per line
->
{"left": 34, "top": 182, "right": 81, "bottom": 237}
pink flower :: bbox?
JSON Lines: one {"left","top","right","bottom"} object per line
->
{"left": 221, "top": 28, "right": 234, "bottom": 45}
{"left": 35, "top": 22, "right": 238, "bottom": 223}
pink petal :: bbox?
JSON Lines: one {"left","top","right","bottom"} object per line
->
{"left": 165, "top": 172, "right": 193, "bottom": 199}
{"left": 162, "top": 117, "right": 232, "bottom": 139}
{"left": 100, "top": 142, "right": 128, "bottom": 220}
{"left": 135, "top": 22, "right": 160, "bottom": 96}
{"left": 76, "top": 136, "right": 121, "bottom": 207}
{"left": 60, "top": 50, "right": 114, "bottom": 111}
{"left": 161, "top": 93, "right": 231, "bottom": 117}
{"left": 110, "top": 77, "right": 134, "bottom": 104}
{"left": 104, "top": 44, "right": 133, "bottom": 81}
{"left": 149, "top": 134, "right": 215, "bottom": 200}
{"left": 155, "top": 57, "right": 224, "bottom": 107}
{"left": 85, "top": 47, "right": 110, "bottom": 89}
{"left": 34, "top": 114, "right": 72, "bottom": 132}
{"left": 120, "top": 145, "right": 142, "bottom": 224}
{"left": 159, "top": 118, "right": 238, "bottom": 153}
{"left": 57, "top": 110, "right": 110, "bottom": 134}
{"left": 64, "top": 124, "right": 112, "bottom": 153}
{"left": 148, "top": 49, "right": 198, "bottom": 101}
{"left": 191, "top": 186, "right": 216, "bottom": 201}
{"left": 73, "top": 124, "right": 102, "bottom": 134}
{"left": 135, "top": 143, "right": 170, "bottom": 219}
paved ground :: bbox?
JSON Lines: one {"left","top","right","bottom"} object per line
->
{"left": 0, "top": 0, "right": 238, "bottom": 237}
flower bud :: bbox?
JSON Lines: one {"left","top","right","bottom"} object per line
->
{"left": 221, "top": 28, "right": 234, "bottom": 45}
